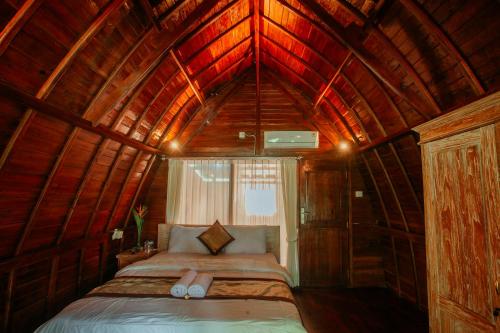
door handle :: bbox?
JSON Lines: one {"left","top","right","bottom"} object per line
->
{"left": 495, "top": 280, "right": 499, "bottom": 295}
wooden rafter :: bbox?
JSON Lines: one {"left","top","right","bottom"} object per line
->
{"left": 158, "top": 95, "right": 198, "bottom": 147}
{"left": 157, "top": 0, "right": 189, "bottom": 22}
{"left": 202, "top": 50, "right": 253, "bottom": 89}
{"left": 170, "top": 49, "right": 205, "bottom": 106}
{"left": 283, "top": 0, "right": 436, "bottom": 116}
{"left": 262, "top": 49, "right": 317, "bottom": 93}
{"left": 314, "top": 51, "right": 352, "bottom": 109}
{"left": 0, "top": 0, "right": 127, "bottom": 172}
{"left": 193, "top": 34, "right": 253, "bottom": 79}
{"left": 138, "top": 0, "right": 162, "bottom": 31}
{"left": 183, "top": 15, "right": 252, "bottom": 64}
{"left": 334, "top": 0, "right": 442, "bottom": 114}
{"left": 261, "top": 34, "right": 327, "bottom": 83}
{"left": 0, "top": 83, "right": 160, "bottom": 155}
{"left": 0, "top": 0, "right": 43, "bottom": 56}
{"left": 321, "top": 98, "right": 359, "bottom": 143}
{"left": 254, "top": 0, "right": 261, "bottom": 154}
{"left": 176, "top": 0, "right": 241, "bottom": 48}
{"left": 89, "top": 0, "right": 222, "bottom": 124}
{"left": 398, "top": 0, "right": 485, "bottom": 96}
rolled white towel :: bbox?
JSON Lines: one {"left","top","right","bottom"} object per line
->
{"left": 187, "top": 273, "right": 213, "bottom": 298}
{"left": 170, "top": 270, "right": 197, "bottom": 298}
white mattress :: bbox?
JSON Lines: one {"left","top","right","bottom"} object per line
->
{"left": 36, "top": 252, "right": 306, "bottom": 333}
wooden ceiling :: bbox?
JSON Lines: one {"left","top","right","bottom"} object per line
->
{"left": 0, "top": 1, "right": 499, "bottom": 330}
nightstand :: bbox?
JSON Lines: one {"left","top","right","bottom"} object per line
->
{"left": 116, "top": 249, "right": 158, "bottom": 270}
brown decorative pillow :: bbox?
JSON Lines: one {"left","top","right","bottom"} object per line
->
{"left": 197, "top": 220, "right": 234, "bottom": 255}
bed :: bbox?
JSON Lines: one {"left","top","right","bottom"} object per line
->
{"left": 36, "top": 224, "right": 306, "bottom": 333}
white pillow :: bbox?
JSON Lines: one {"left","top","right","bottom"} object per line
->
{"left": 223, "top": 225, "right": 267, "bottom": 254}
{"left": 168, "top": 226, "right": 210, "bottom": 254}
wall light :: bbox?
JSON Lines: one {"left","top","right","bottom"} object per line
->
{"left": 169, "top": 140, "right": 179, "bottom": 150}
{"left": 338, "top": 141, "right": 350, "bottom": 151}
{"left": 238, "top": 131, "right": 257, "bottom": 155}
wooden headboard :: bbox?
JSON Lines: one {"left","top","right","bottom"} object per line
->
{"left": 158, "top": 224, "right": 280, "bottom": 262}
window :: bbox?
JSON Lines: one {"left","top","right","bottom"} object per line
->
{"left": 173, "top": 159, "right": 287, "bottom": 264}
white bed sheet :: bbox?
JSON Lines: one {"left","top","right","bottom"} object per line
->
{"left": 36, "top": 252, "right": 306, "bottom": 333}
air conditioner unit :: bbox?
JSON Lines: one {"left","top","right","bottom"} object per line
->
{"left": 264, "top": 131, "right": 319, "bottom": 149}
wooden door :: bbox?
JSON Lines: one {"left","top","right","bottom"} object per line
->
{"left": 299, "top": 160, "right": 348, "bottom": 287}
{"left": 422, "top": 125, "right": 499, "bottom": 333}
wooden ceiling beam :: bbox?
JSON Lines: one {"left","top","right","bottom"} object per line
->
{"left": 202, "top": 50, "right": 253, "bottom": 90}
{"left": 282, "top": 0, "right": 437, "bottom": 116}
{"left": 314, "top": 51, "right": 352, "bottom": 109}
{"left": 138, "top": 0, "right": 162, "bottom": 31}
{"left": 0, "top": 0, "right": 127, "bottom": 172}
{"left": 0, "top": 83, "right": 161, "bottom": 154}
{"left": 261, "top": 49, "right": 317, "bottom": 93}
{"left": 333, "top": 0, "right": 440, "bottom": 114}
{"left": 158, "top": 95, "right": 198, "bottom": 147}
{"left": 170, "top": 49, "right": 205, "bottom": 106}
{"left": 261, "top": 34, "right": 327, "bottom": 83}
{"left": 183, "top": 14, "right": 252, "bottom": 64}
{"left": 157, "top": 0, "right": 189, "bottom": 22}
{"left": 398, "top": 0, "right": 485, "bottom": 96}
{"left": 263, "top": 16, "right": 337, "bottom": 72}
{"left": 254, "top": 0, "right": 261, "bottom": 154}
{"left": 193, "top": 34, "right": 253, "bottom": 79}
{"left": 0, "top": 0, "right": 44, "bottom": 56}
{"left": 175, "top": 0, "right": 241, "bottom": 49}
{"left": 88, "top": 0, "right": 221, "bottom": 125}
{"left": 320, "top": 98, "right": 359, "bottom": 143}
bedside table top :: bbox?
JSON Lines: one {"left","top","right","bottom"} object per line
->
{"left": 116, "top": 249, "right": 158, "bottom": 259}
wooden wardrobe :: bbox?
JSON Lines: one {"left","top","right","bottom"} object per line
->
{"left": 414, "top": 92, "right": 500, "bottom": 333}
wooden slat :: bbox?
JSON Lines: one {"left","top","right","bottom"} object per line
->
{"left": 170, "top": 49, "right": 205, "bottom": 105}
{"left": 360, "top": 154, "right": 401, "bottom": 296}
{"left": 192, "top": 34, "right": 253, "bottom": 79}
{"left": 295, "top": 0, "right": 436, "bottom": 116}
{"left": 314, "top": 52, "right": 352, "bottom": 109}
{"left": 183, "top": 15, "right": 252, "bottom": 64}
{"left": 263, "top": 70, "right": 339, "bottom": 145}
{"left": 89, "top": 0, "right": 222, "bottom": 124}
{"left": 119, "top": 155, "right": 157, "bottom": 251}
{"left": 175, "top": 0, "right": 241, "bottom": 50}
{"left": 182, "top": 73, "right": 250, "bottom": 147}
{"left": 398, "top": 0, "right": 486, "bottom": 96}
{"left": 2, "top": 270, "right": 15, "bottom": 332}
{"left": 138, "top": 0, "right": 162, "bottom": 31}
{"left": 373, "top": 149, "right": 421, "bottom": 306}
{"left": 334, "top": 0, "right": 441, "bottom": 114}
{"left": 0, "top": 0, "right": 43, "bottom": 56}
{"left": 0, "top": 235, "right": 108, "bottom": 273}
{"left": 158, "top": 95, "right": 198, "bottom": 147}
{"left": 254, "top": 0, "right": 261, "bottom": 154}
{"left": 321, "top": 98, "right": 358, "bottom": 143}
{"left": 202, "top": 50, "right": 252, "bottom": 89}
{"left": 0, "top": 83, "right": 161, "bottom": 153}
{"left": 0, "top": 0, "right": 127, "bottom": 172}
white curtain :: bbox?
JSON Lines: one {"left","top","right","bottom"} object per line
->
{"left": 166, "top": 160, "right": 183, "bottom": 224}
{"left": 280, "top": 159, "right": 299, "bottom": 287}
{"left": 232, "top": 160, "right": 287, "bottom": 266}
{"left": 176, "top": 160, "right": 231, "bottom": 225}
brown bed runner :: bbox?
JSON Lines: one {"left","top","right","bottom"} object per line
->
{"left": 85, "top": 277, "right": 296, "bottom": 305}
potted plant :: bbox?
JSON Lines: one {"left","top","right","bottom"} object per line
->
{"left": 132, "top": 204, "right": 148, "bottom": 251}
